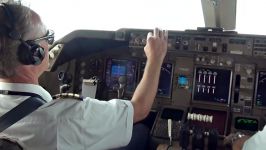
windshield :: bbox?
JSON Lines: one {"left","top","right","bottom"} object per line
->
{"left": 24, "top": 0, "right": 266, "bottom": 40}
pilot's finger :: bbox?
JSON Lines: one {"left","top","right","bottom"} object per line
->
{"left": 163, "top": 30, "right": 168, "bottom": 40}
{"left": 223, "top": 135, "right": 233, "bottom": 145}
{"left": 154, "top": 28, "right": 159, "bottom": 37}
{"left": 147, "top": 32, "right": 153, "bottom": 40}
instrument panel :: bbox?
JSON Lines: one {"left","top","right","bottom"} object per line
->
{"left": 44, "top": 28, "right": 266, "bottom": 149}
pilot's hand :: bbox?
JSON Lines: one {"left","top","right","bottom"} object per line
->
{"left": 232, "top": 135, "right": 250, "bottom": 150}
{"left": 144, "top": 28, "right": 168, "bottom": 63}
{"left": 224, "top": 132, "right": 250, "bottom": 150}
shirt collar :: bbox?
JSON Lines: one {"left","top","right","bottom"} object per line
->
{"left": 0, "top": 82, "right": 52, "bottom": 102}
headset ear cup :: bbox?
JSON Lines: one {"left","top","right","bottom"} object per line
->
{"left": 17, "top": 42, "right": 33, "bottom": 65}
{"left": 17, "top": 41, "right": 45, "bottom": 65}
{"left": 31, "top": 45, "right": 45, "bottom": 65}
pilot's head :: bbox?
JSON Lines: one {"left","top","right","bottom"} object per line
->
{"left": 0, "top": 1, "right": 54, "bottom": 79}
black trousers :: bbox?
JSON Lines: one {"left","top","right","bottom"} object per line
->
{"left": 114, "top": 123, "right": 150, "bottom": 150}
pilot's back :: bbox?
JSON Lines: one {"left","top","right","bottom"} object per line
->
{"left": 0, "top": 82, "right": 133, "bottom": 150}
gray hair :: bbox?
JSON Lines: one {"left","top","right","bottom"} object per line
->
{"left": 0, "top": 1, "right": 37, "bottom": 78}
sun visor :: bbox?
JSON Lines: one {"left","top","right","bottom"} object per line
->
{"left": 201, "top": 0, "right": 237, "bottom": 30}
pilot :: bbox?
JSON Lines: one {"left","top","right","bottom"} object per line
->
{"left": 0, "top": 1, "right": 168, "bottom": 150}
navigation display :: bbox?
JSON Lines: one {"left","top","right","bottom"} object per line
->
{"left": 140, "top": 62, "right": 173, "bottom": 98}
{"left": 255, "top": 71, "right": 266, "bottom": 107}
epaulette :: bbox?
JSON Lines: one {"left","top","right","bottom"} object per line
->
{"left": 52, "top": 93, "right": 83, "bottom": 101}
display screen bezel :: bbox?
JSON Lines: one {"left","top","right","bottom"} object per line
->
{"left": 234, "top": 116, "right": 259, "bottom": 132}
{"left": 105, "top": 58, "right": 138, "bottom": 93}
{"left": 140, "top": 61, "right": 174, "bottom": 98}
{"left": 192, "top": 66, "right": 233, "bottom": 106}
{"left": 254, "top": 70, "right": 266, "bottom": 109}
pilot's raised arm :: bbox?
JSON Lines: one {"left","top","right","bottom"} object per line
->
{"left": 131, "top": 28, "right": 168, "bottom": 123}
{"left": 0, "top": 1, "right": 168, "bottom": 150}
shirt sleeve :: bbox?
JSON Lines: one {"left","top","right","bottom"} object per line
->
{"left": 56, "top": 98, "right": 134, "bottom": 150}
{"left": 243, "top": 125, "right": 266, "bottom": 150}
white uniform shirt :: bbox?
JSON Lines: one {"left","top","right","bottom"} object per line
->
{"left": 0, "top": 82, "right": 134, "bottom": 150}
{"left": 243, "top": 125, "right": 266, "bottom": 150}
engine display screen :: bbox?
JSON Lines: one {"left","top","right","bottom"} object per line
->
{"left": 193, "top": 67, "right": 232, "bottom": 104}
{"left": 255, "top": 71, "right": 266, "bottom": 107}
{"left": 105, "top": 59, "right": 137, "bottom": 92}
{"left": 140, "top": 62, "right": 173, "bottom": 98}
{"left": 234, "top": 117, "right": 259, "bottom": 131}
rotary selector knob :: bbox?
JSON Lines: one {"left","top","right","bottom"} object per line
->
{"left": 196, "top": 57, "right": 200, "bottom": 62}
{"left": 226, "top": 60, "right": 232, "bottom": 66}
{"left": 210, "top": 59, "right": 216, "bottom": 64}
{"left": 246, "top": 68, "right": 252, "bottom": 75}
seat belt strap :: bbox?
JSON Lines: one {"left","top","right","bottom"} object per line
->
{"left": 0, "top": 96, "right": 45, "bottom": 132}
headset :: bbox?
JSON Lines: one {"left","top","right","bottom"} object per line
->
{"left": 0, "top": 3, "right": 45, "bottom": 65}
